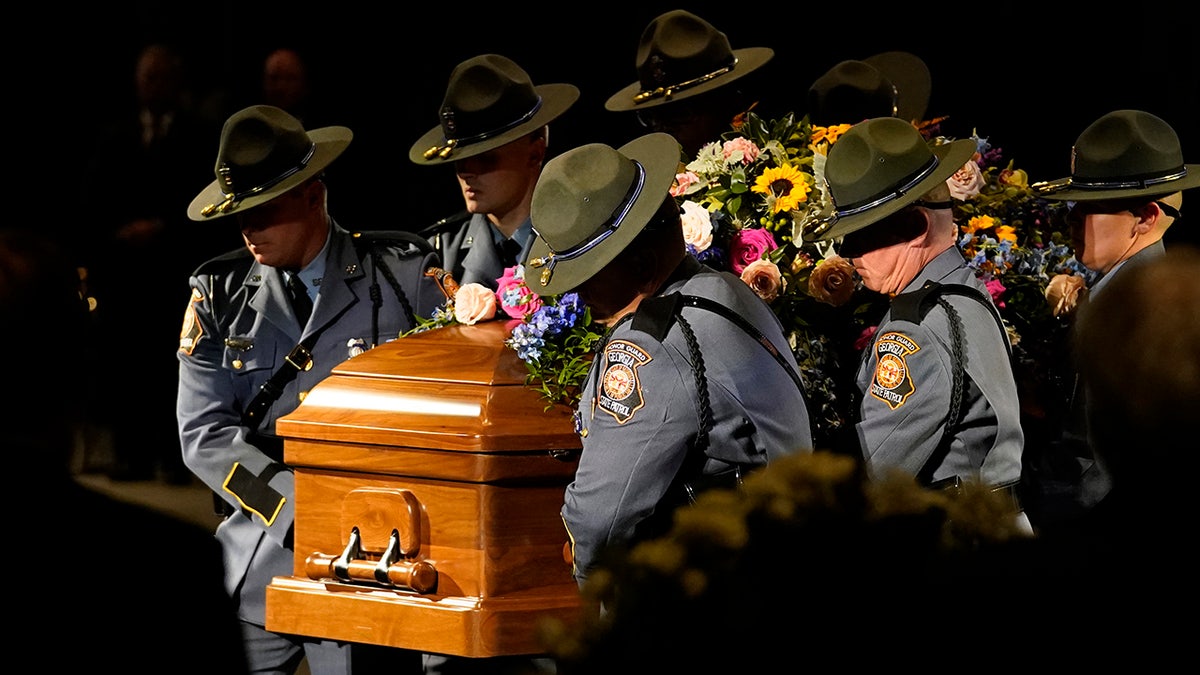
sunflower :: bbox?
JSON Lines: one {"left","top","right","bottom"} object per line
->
{"left": 752, "top": 164, "right": 812, "bottom": 214}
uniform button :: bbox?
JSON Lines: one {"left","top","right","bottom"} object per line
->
{"left": 232, "top": 359, "right": 243, "bottom": 369}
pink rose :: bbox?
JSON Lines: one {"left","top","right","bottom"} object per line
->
{"left": 722, "top": 137, "right": 760, "bottom": 165}
{"left": 495, "top": 266, "right": 543, "bottom": 319}
{"left": 680, "top": 201, "right": 713, "bottom": 252}
{"left": 985, "top": 279, "right": 1007, "bottom": 308}
{"left": 740, "top": 259, "right": 785, "bottom": 303}
{"left": 807, "top": 255, "right": 857, "bottom": 307}
{"left": 854, "top": 325, "right": 878, "bottom": 351}
{"left": 728, "top": 227, "right": 778, "bottom": 274}
{"left": 947, "top": 159, "right": 985, "bottom": 200}
{"left": 453, "top": 283, "right": 497, "bottom": 325}
{"left": 672, "top": 171, "right": 701, "bottom": 197}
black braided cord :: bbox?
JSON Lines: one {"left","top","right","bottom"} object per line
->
{"left": 369, "top": 247, "right": 416, "bottom": 336}
{"left": 675, "top": 312, "right": 713, "bottom": 454}
{"left": 917, "top": 296, "right": 967, "bottom": 485}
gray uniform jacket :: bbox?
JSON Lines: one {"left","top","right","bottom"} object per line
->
{"left": 563, "top": 257, "right": 815, "bottom": 585}
{"left": 853, "top": 246, "right": 1024, "bottom": 487}
{"left": 1057, "top": 240, "right": 1166, "bottom": 510}
{"left": 426, "top": 213, "right": 533, "bottom": 290}
{"left": 176, "top": 221, "right": 442, "bottom": 625}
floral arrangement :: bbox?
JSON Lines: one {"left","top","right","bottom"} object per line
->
{"left": 403, "top": 265, "right": 605, "bottom": 410}
{"left": 941, "top": 127, "right": 1097, "bottom": 424}
{"left": 671, "top": 110, "right": 889, "bottom": 447}
{"left": 668, "top": 112, "right": 1098, "bottom": 447}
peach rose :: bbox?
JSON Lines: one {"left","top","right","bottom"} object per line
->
{"left": 808, "top": 255, "right": 857, "bottom": 307}
{"left": 740, "top": 258, "right": 785, "bottom": 302}
{"left": 453, "top": 283, "right": 497, "bottom": 325}
{"left": 947, "top": 159, "right": 985, "bottom": 200}
{"left": 680, "top": 201, "right": 713, "bottom": 253}
{"left": 1045, "top": 273, "right": 1086, "bottom": 318}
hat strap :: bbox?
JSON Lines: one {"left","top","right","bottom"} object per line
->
{"left": 528, "top": 161, "right": 647, "bottom": 287}
{"left": 632, "top": 58, "right": 737, "bottom": 105}
{"left": 201, "top": 143, "right": 317, "bottom": 217}
{"left": 834, "top": 154, "right": 939, "bottom": 219}
{"left": 424, "top": 97, "right": 545, "bottom": 160}
{"left": 1069, "top": 165, "right": 1188, "bottom": 191}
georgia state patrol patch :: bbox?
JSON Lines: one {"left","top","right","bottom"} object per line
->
{"left": 179, "top": 287, "right": 204, "bottom": 355}
{"left": 598, "top": 339, "right": 651, "bottom": 424}
{"left": 869, "top": 331, "right": 919, "bottom": 410}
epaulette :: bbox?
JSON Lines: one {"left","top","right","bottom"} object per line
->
{"left": 351, "top": 230, "right": 435, "bottom": 257}
{"left": 193, "top": 245, "right": 253, "bottom": 276}
{"left": 891, "top": 280, "right": 944, "bottom": 324}
{"left": 418, "top": 210, "right": 472, "bottom": 237}
{"left": 892, "top": 280, "right": 1011, "bottom": 359}
{"left": 632, "top": 292, "right": 685, "bottom": 342}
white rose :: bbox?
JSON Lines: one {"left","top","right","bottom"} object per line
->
{"left": 947, "top": 159, "right": 985, "bottom": 200}
{"left": 680, "top": 201, "right": 714, "bottom": 253}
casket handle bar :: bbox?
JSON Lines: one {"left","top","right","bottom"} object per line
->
{"left": 305, "top": 526, "right": 438, "bottom": 594}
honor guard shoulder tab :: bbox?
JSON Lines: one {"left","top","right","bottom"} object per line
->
{"left": 351, "top": 230, "right": 436, "bottom": 257}
{"left": 632, "top": 292, "right": 685, "bottom": 342}
{"left": 891, "top": 280, "right": 1011, "bottom": 359}
{"left": 418, "top": 210, "right": 472, "bottom": 237}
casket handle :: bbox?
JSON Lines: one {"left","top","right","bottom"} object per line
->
{"left": 305, "top": 526, "right": 438, "bottom": 593}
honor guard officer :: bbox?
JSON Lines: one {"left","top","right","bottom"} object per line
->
{"left": 806, "top": 50, "right": 932, "bottom": 127}
{"left": 177, "top": 105, "right": 442, "bottom": 674}
{"left": 1029, "top": 109, "right": 1198, "bottom": 534}
{"left": 604, "top": 10, "right": 775, "bottom": 158}
{"left": 412, "top": 54, "right": 578, "bottom": 290}
{"left": 803, "top": 117, "right": 1029, "bottom": 531}
{"left": 525, "top": 132, "right": 815, "bottom": 587}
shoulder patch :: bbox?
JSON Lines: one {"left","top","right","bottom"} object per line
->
{"left": 868, "top": 331, "right": 919, "bottom": 410}
{"left": 598, "top": 339, "right": 652, "bottom": 424}
{"left": 179, "top": 287, "right": 204, "bottom": 355}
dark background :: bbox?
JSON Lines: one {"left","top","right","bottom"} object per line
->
{"left": 21, "top": 3, "right": 1199, "bottom": 239}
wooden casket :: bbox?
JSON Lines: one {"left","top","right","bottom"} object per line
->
{"left": 265, "top": 320, "right": 582, "bottom": 658}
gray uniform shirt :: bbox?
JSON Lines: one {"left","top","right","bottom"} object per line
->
{"left": 854, "top": 246, "right": 1024, "bottom": 487}
{"left": 563, "top": 257, "right": 815, "bottom": 585}
{"left": 428, "top": 213, "right": 533, "bottom": 290}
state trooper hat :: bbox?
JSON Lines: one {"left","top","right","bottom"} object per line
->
{"left": 525, "top": 133, "right": 681, "bottom": 296}
{"left": 803, "top": 117, "right": 976, "bottom": 243}
{"left": 188, "top": 105, "right": 352, "bottom": 221}
{"left": 1037, "top": 109, "right": 1200, "bottom": 202}
{"left": 807, "top": 51, "right": 932, "bottom": 126}
{"left": 605, "top": 10, "right": 773, "bottom": 113}
{"left": 410, "top": 54, "right": 579, "bottom": 165}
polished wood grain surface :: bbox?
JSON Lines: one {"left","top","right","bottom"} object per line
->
{"left": 277, "top": 321, "right": 581, "bottom": 454}
{"left": 267, "top": 320, "right": 584, "bottom": 657}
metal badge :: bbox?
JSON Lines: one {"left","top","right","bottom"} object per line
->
{"left": 224, "top": 337, "right": 254, "bottom": 351}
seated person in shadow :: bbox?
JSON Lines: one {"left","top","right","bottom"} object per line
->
{"left": 1, "top": 226, "right": 248, "bottom": 673}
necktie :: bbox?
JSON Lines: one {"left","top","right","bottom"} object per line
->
{"left": 500, "top": 238, "right": 523, "bottom": 268}
{"left": 286, "top": 273, "right": 313, "bottom": 326}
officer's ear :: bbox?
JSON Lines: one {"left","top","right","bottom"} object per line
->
{"left": 301, "top": 176, "right": 327, "bottom": 208}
